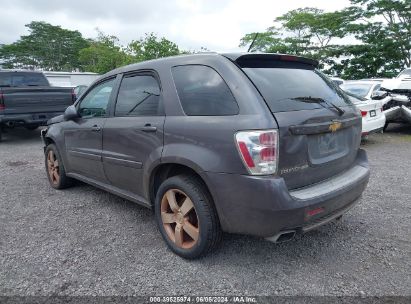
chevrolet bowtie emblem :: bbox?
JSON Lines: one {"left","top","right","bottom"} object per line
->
{"left": 329, "top": 121, "right": 342, "bottom": 132}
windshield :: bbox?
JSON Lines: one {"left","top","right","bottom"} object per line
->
{"left": 243, "top": 67, "right": 351, "bottom": 112}
{"left": 340, "top": 83, "right": 373, "bottom": 98}
{"left": 0, "top": 72, "right": 49, "bottom": 87}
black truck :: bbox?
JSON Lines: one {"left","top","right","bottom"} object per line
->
{"left": 0, "top": 70, "right": 75, "bottom": 141}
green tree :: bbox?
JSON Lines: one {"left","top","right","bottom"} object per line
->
{"left": 0, "top": 21, "right": 89, "bottom": 71}
{"left": 240, "top": 8, "right": 349, "bottom": 57}
{"left": 78, "top": 30, "right": 132, "bottom": 74}
{"left": 127, "top": 33, "right": 180, "bottom": 62}
{"left": 239, "top": 0, "right": 411, "bottom": 79}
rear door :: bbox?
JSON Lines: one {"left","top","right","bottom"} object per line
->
{"left": 238, "top": 57, "right": 361, "bottom": 189}
{"left": 102, "top": 72, "right": 165, "bottom": 197}
{"left": 64, "top": 78, "right": 116, "bottom": 182}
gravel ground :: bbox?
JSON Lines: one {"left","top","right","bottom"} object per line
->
{"left": 0, "top": 125, "right": 410, "bottom": 297}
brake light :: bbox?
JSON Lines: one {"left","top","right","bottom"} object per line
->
{"left": 361, "top": 111, "right": 367, "bottom": 117}
{"left": 235, "top": 130, "right": 278, "bottom": 175}
{"left": 307, "top": 207, "right": 324, "bottom": 217}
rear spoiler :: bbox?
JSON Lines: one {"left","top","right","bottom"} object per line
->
{"left": 222, "top": 53, "right": 319, "bottom": 69}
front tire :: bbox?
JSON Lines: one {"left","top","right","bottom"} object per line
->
{"left": 45, "top": 144, "right": 73, "bottom": 189}
{"left": 155, "top": 174, "right": 222, "bottom": 259}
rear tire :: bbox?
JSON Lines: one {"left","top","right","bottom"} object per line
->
{"left": 45, "top": 144, "right": 73, "bottom": 189}
{"left": 154, "top": 174, "right": 222, "bottom": 259}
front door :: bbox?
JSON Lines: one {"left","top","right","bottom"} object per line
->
{"left": 102, "top": 73, "right": 165, "bottom": 198}
{"left": 64, "top": 78, "right": 116, "bottom": 182}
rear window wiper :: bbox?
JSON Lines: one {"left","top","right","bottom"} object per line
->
{"left": 292, "top": 96, "right": 345, "bottom": 116}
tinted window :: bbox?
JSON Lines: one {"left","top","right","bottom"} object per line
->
{"left": 172, "top": 65, "right": 239, "bottom": 116}
{"left": 115, "top": 75, "right": 162, "bottom": 116}
{"left": 0, "top": 72, "right": 49, "bottom": 87}
{"left": 78, "top": 79, "right": 115, "bottom": 118}
{"left": 243, "top": 67, "right": 351, "bottom": 112}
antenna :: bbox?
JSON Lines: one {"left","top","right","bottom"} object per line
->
{"left": 247, "top": 33, "right": 259, "bottom": 52}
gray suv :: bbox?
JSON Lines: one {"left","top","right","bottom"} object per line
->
{"left": 42, "top": 53, "right": 370, "bottom": 259}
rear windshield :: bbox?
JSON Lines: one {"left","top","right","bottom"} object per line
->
{"left": 340, "top": 83, "right": 372, "bottom": 98}
{"left": 0, "top": 72, "right": 49, "bottom": 87}
{"left": 243, "top": 67, "right": 351, "bottom": 112}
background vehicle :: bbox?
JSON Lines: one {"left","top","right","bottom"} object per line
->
{"left": 42, "top": 53, "right": 369, "bottom": 259}
{"left": 0, "top": 70, "right": 75, "bottom": 141}
{"left": 341, "top": 80, "right": 386, "bottom": 100}
{"left": 341, "top": 81, "right": 388, "bottom": 135}
{"left": 379, "top": 72, "right": 411, "bottom": 127}
{"left": 345, "top": 91, "right": 386, "bottom": 136}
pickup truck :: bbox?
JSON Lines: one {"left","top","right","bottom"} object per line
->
{"left": 0, "top": 70, "right": 75, "bottom": 141}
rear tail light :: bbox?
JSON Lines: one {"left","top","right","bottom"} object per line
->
{"left": 235, "top": 129, "right": 279, "bottom": 175}
{"left": 361, "top": 111, "right": 367, "bottom": 117}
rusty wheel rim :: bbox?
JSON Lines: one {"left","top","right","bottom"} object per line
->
{"left": 47, "top": 150, "right": 60, "bottom": 185}
{"left": 161, "top": 189, "right": 199, "bottom": 249}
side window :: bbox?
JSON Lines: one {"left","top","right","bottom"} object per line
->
{"left": 78, "top": 79, "right": 115, "bottom": 118}
{"left": 115, "top": 75, "right": 162, "bottom": 116}
{"left": 171, "top": 65, "right": 239, "bottom": 116}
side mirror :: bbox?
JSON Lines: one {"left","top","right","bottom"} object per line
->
{"left": 64, "top": 105, "right": 79, "bottom": 121}
{"left": 371, "top": 91, "right": 388, "bottom": 100}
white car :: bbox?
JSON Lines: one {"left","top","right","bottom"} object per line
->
{"left": 341, "top": 80, "right": 385, "bottom": 100}
{"left": 341, "top": 81, "right": 387, "bottom": 136}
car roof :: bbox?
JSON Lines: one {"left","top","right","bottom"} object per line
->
{"left": 101, "top": 52, "right": 319, "bottom": 79}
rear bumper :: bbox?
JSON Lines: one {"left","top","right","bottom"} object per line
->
{"left": 0, "top": 112, "right": 63, "bottom": 126}
{"left": 362, "top": 114, "right": 386, "bottom": 134}
{"left": 204, "top": 149, "right": 370, "bottom": 237}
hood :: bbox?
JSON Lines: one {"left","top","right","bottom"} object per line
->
{"left": 381, "top": 78, "right": 411, "bottom": 92}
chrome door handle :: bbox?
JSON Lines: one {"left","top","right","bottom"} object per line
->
{"left": 91, "top": 125, "right": 101, "bottom": 132}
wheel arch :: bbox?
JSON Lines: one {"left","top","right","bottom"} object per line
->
{"left": 148, "top": 162, "right": 214, "bottom": 209}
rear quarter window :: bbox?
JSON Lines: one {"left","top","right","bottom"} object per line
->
{"left": 171, "top": 65, "right": 239, "bottom": 116}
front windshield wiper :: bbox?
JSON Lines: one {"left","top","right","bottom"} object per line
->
{"left": 292, "top": 96, "right": 345, "bottom": 116}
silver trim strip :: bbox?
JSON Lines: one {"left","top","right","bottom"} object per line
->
{"left": 290, "top": 165, "right": 368, "bottom": 200}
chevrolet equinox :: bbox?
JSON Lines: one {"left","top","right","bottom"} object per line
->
{"left": 42, "top": 53, "right": 370, "bottom": 259}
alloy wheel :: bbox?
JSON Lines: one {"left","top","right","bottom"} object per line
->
{"left": 47, "top": 150, "right": 60, "bottom": 185}
{"left": 160, "top": 189, "right": 200, "bottom": 249}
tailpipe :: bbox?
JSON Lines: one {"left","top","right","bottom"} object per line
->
{"left": 265, "top": 230, "right": 296, "bottom": 243}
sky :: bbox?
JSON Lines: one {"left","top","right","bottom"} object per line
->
{"left": 0, "top": 0, "right": 351, "bottom": 52}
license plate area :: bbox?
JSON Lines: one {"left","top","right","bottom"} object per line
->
{"left": 369, "top": 110, "right": 376, "bottom": 117}
{"left": 308, "top": 129, "right": 350, "bottom": 165}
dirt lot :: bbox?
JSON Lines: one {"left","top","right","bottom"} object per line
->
{"left": 0, "top": 125, "right": 410, "bottom": 296}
